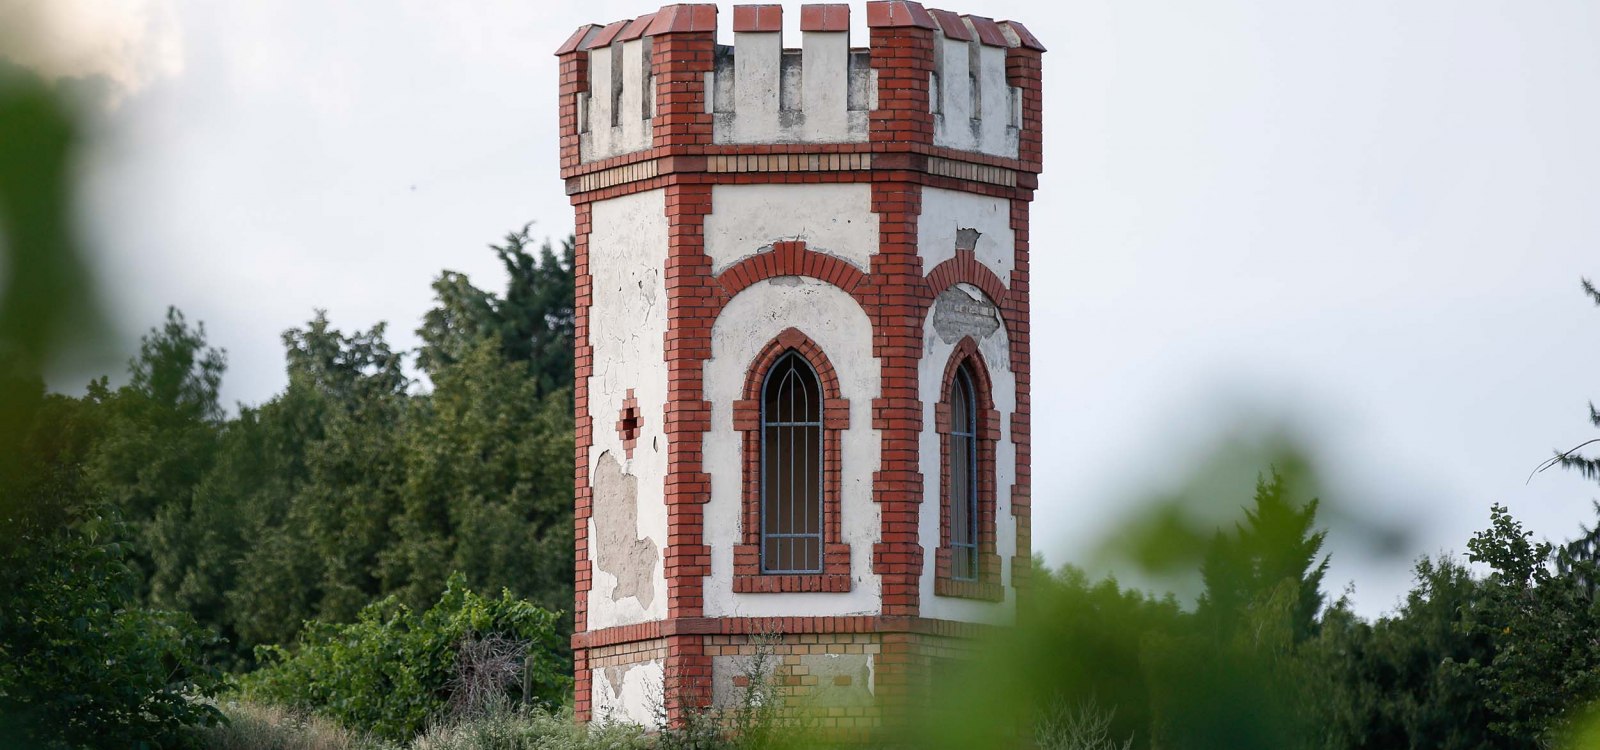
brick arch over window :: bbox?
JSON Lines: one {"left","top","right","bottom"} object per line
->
{"left": 714, "top": 240, "right": 870, "bottom": 301}
{"left": 924, "top": 249, "right": 1010, "bottom": 313}
{"left": 934, "top": 337, "right": 1004, "bottom": 601}
{"left": 731, "top": 327, "right": 852, "bottom": 593}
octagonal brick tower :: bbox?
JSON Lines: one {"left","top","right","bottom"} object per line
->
{"left": 556, "top": 1, "right": 1044, "bottom": 731}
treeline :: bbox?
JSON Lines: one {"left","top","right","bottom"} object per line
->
{"left": 27, "top": 226, "right": 580, "bottom": 668}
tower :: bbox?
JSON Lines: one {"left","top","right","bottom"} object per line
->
{"left": 556, "top": 1, "right": 1044, "bottom": 731}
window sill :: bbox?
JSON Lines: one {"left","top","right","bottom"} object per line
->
{"left": 733, "top": 573, "right": 853, "bottom": 593}
{"left": 934, "top": 577, "right": 1005, "bottom": 602}
{"left": 933, "top": 548, "right": 1005, "bottom": 602}
{"left": 732, "top": 543, "right": 852, "bottom": 593}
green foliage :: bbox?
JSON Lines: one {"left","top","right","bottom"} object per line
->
{"left": 1199, "top": 469, "right": 1329, "bottom": 643}
{"left": 196, "top": 701, "right": 386, "bottom": 750}
{"left": 242, "top": 574, "right": 568, "bottom": 743}
{"left": 0, "top": 64, "right": 222, "bottom": 749}
{"left": 417, "top": 226, "right": 575, "bottom": 395}
{"left": 411, "top": 703, "right": 650, "bottom": 750}
{"left": 0, "top": 395, "right": 225, "bottom": 749}
{"left": 386, "top": 337, "right": 575, "bottom": 620}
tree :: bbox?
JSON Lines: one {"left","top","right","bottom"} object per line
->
{"left": 417, "top": 226, "right": 574, "bottom": 394}
{"left": 1199, "top": 470, "right": 1330, "bottom": 644}
{"left": 387, "top": 338, "right": 574, "bottom": 619}
{"left": 83, "top": 308, "right": 225, "bottom": 609}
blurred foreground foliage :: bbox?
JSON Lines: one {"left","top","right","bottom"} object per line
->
{"left": 241, "top": 573, "right": 568, "bottom": 742}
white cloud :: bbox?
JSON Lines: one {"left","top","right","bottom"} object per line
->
{"left": 0, "top": 0, "right": 183, "bottom": 102}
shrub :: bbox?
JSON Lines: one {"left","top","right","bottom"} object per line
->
{"left": 0, "top": 476, "right": 224, "bottom": 749}
{"left": 241, "top": 574, "right": 567, "bottom": 742}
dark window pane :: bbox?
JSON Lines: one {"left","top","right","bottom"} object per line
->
{"left": 761, "top": 351, "right": 825, "bottom": 574}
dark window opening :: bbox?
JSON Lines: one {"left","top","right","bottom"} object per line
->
{"left": 950, "top": 364, "right": 979, "bottom": 581}
{"left": 760, "top": 351, "right": 824, "bottom": 574}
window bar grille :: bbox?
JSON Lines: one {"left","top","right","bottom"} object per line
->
{"left": 952, "top": 366, "right": 979, "bottom": 581}
{"left": 761, "top": 352, "right": 824, "bottom": 575}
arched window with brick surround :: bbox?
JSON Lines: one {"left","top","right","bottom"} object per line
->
{"left": 760, "top": 352, "right": 823, "bottom": 574}
{"left": 936, "top": 339, "right": 1004, "bottom": 601}
{"left": 732, "top": 328, "right": 852, "bottom": 593}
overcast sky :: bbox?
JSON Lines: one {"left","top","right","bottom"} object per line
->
{"left": 15, "top": 0, "right": 1600, "bottom": 617}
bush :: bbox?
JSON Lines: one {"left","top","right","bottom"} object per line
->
{"left": 241, "top": 574, "right": 567, "bottom": 742}
{"left": 0, "top": 459, "right": 224, "bottom": 748}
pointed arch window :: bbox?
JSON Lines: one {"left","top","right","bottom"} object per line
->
{"left": 732, "top": 328, "right": 852, "bottom": 593}
{"left": 949, "top": 364, "right": 979, "bottom": 581}
{"left": 761, "top": 352, "right": 824, "bottom": 574}
{"left": 935, "top": 340, "right": 1005, "bottom": 601}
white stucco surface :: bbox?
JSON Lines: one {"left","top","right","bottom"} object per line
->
{"left": 931, "top": 36, "right": 1018, "bottom": 158}
{"left": 918, "top": 283, "right": 1018, "bottom": 624}
{"left": 587, "top": 188, "right": 669, "bottom": 629}
{"left": 703, "top": 184, "right": 878, "bottom": 274}
{"left": 799, "top": 31, "right": 850, "bottom": 140}
{"left": 702, "top": 278, "right": 882, "bottom": 618}
{"left": 730, "top": 31, "right": 781, "bottom": 143}
{"left": 581, "top": 39, "right": 653, "bottom": 163}
{"left": 918, "top": 187, "right": 1015, "bottom": 283}
{"left": 712, "top": 31, "right": 871, "bottom": 144}
{"left": 592, "top": 660, "right": 664, "bottom": 728}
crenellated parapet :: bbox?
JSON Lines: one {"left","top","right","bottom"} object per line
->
{"left": 556, "top": 2, "right": 1045, "bottom": 166}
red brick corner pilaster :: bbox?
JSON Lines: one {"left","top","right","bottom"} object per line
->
{"left": 649, "top": 6, "right": 719, "bottom": 726}
{"left": 731, "top": 328, "right": 852, "bottom": 593}
{"left": 932, "top": 337, "right": 1004, "bottom": 602}
{"left": 866, "top": 2, "right": 937, "bottom": 718}
{"left": 570, "top": 199, "right": 595, "bottom": 720}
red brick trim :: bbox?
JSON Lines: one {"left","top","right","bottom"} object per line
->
{"left": 1000, "top": 20, "right": 1047, "bottom": 52}
{"left": 732, "top": 328, "right": 852, "bottom": 593}
{"left": 562, "top": 142, "right": 1039, "bottom": 182}
{"left": 801, "top": 4, "right": 850, "bottom": 32}
{"left": 866, "top": 0, "right": 937, "bottom": 30}
{"left": 923, "top": 249, "right": 1010, "bottom": 312}
{"left": 571, "top": 200, "right": 595, "bottom": 719}
{"left": 573, "top": 615, "right": 1001, "bottom": 650}
{"left": 933, "top": 338, "right": 1004, "bottom": 602}
{"left": 616, "top": 389, "right": 642, "bottom": 459}
{"left": 715, "top": 240, "right": 869, "bottom": 300}
{"left": 927, "top": 9, "right": 972, "bottom": 41}
{"left": 733, "top": 5, "right": 782, "bottom": 33}
{"left": 1006, "top": 195, "right": 1032, "bottom": 601}
{"left": 645, "top": 4, "right": 718, "bottom": 36}
{"left": 965, "top": 16, "right": 1010, "bottom": 48}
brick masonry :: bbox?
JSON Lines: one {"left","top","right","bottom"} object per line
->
{"left": 558, "top": 0, "right": 1043, "bottom": 727}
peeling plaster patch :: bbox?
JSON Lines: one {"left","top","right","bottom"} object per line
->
{"left": 769, "top": 274, "right": 802, "bottom": 287}
{"left": 603, "top": 665, "right": 629, "bottom": 697}
{"left": 932, "top": 285, "right": 1000, "bottom": 344}
{"left": 918, "top": 188, "right": 1015, "bottom": 282}
{"left": 955, "top": 227, "right": 980, "bottom": 252}
{"left": 592, "top": 452, "right": 659, "bottom": 610}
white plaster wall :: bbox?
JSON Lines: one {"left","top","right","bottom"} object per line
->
{"left": 918, "top": 187, "right": 1015, "bottom": 283}
{"left": 587, "top": 188, "right": 669, "bottom": 629}
{"left": 704, "top": 184, "right": 877, "bottom": 273}
{"left": 703, "top": 278, "right": 882, "bottom": 618}
{"left": 592, "top": 660, "right": 664, "bottom": 728}
{"left": 581, "top": 39, "right": 653, "bottom": 163}
{"left": 800, "top": 31, "right": 849, "bottom": 140}
{"left": 730, "top": 31, "right": 782, "bottom": 143}
{"left": 918, "top": 283, "right": 1018, "bottom": 624}
{"left": 713, "top": 32, "right": 870, "bottom": 144}
{"left": 931, "top": 37, "right": 1019, "bottom": 158}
